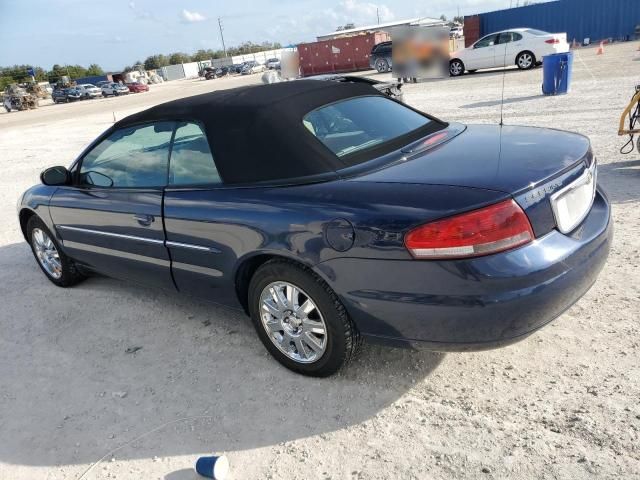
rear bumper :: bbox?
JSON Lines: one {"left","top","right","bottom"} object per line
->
{"left": 316, "top": 189, "right": 612, "bottom": 350}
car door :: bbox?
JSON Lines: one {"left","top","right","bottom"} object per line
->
{"left": 162, "top": 121, "right": 243, "bottom": 306}
{"left": 49, "top": 121, "right": 176, "bottom": 290}
{"left": 496, "top": 32, "right": 522, "bottom": 67}
{"left": 466, "top": 34, "right": 499, "bottom": 70}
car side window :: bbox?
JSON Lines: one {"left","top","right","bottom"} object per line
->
{"left": 512, "top": 32, "right": 523, "bottom": 41}
{"left": 78, "top": 121, "right": 174, "bottom": 188}
{"left": 169, "top": 122, "right": 221, "bottom": 185}
{"left": 474, "top": 35, "right": 498, "bottom": 48}
{"left": 498, "top": 33, "right": 513, "bottom": 44}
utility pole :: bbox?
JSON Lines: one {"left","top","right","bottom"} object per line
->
{"left": 376, "top": 7, "right": 380, "bottom": 25}
{"left": 218, "top": 17, "right": 227, "bottom": 57}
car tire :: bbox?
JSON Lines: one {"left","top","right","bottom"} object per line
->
{"left": 114, "top": 91, "right": 119, "bottom": 96}
{"left": 375, "top": 58, "right": 389, "bottom": 73}
{"left": 248, "top": 259, "right": 362, "bottom": 377}
{"left": 27, "top": 215, "right": 86, "bottom": 288}
{"left": 516, "top": 51, "right": 536, "bottom": 70}
{"left": 449, "top": 59, "right": 465, "bottom": 77}
{"left": 102, "top": 92, "right": 107, "bottom": 97}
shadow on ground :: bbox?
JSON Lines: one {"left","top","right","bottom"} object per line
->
{"left": 461, "top": 94, "right": 542, "bottom": 109}
{"left": 597, "top": 158, "right": 640, "bottom": 204}
{"left": 0, "top": 242, "right": 444, "bottom": 471}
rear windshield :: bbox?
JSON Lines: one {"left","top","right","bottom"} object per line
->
{"left": 526, "top": 29, "right": 549, "bottom": 36}
{"left": 303, "top": 96, "right": 431, "bottom": 160}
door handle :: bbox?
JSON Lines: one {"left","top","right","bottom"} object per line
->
{"left": 134, "top": 214, "right": 154, "bottom": 226}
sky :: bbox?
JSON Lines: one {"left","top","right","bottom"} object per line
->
{"left": 1, "top": 0, "right": 522, "bottom": 71}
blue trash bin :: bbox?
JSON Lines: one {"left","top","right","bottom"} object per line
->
{"left": 542, "top": 52, "right": 574, "bottom": 95}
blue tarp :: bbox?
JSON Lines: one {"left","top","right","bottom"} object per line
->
{"left": 478, "top": 0, "right": 640, "bottom": 43}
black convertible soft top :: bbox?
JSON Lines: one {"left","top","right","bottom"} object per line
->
{"left": 115, "top": 80, "right": 443, "bottom": 184}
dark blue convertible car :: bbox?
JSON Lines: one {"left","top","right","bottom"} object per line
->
{"left": 18, "top": 80, "right": 612, "bottom": 376}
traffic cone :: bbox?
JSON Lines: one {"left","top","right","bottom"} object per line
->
{"left": 596, "top": 41, "right": 604, "bottom": 55}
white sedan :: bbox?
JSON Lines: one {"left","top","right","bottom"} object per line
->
{"left": 449, "top": 28, "right": 569, "bottom": 76}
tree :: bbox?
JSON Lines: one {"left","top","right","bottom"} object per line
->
{"left": 86, "top": 64, "right": 104, "bottom": 76}
{"left": 168, "top": 52, "right": 191, "bottom": 65}
{"left": 192, "top": 49, "right": 213, "bottom": 62}
{"left": 453, "top": 16, "right": 464, "bottom": 24}
{"left": 143, "top": 54, "right": 169, "bottom": 70}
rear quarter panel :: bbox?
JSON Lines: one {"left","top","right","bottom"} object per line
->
{"left": 163, "top": 180, "right": 506, "bottom": 306}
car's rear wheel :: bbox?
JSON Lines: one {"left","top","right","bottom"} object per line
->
{"left": 516, "top": 51, "right": 535, "bottom": 70}
{"left": 248, "top": 259, "right": 361, "bottom": 377}
{"left": 450, "top": 59, "right": 465, "bottom": 76}
{"left": 27, "top": 216, "right": 86, "bottom": 287}
{"left": 375, "top": 58, "right": 390, "bottom": 73}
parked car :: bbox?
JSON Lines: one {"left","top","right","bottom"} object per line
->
{"left": 228, "top": 63, "right": 244, "bottom": 74}
{"left": 101, "top": 82, "right": 130, "bottom": 96}
{"left": 96, "top": 80, "right": 110, "bottom": 88}
{"left": 241, "top": 61, "right": 265, "bottom": 75}
{"left": 266, "top": 58, "right": 281, "bottom": 69}
{"left": 75, "top": 84, "right": 101, "bottom": 99}
{"left": 449, "top": 28, "right": 569, "bottom": 76}
{"left": 201, "top": 66, "right": 229, "bottom": 80}
{"left": 450, "top": 25, "right": 464, "bottom": 38}
{"left": 52, "top": 87, "right": 82, "bottom": 103}
{"left": 369, "top": 41, "right": 393, "bottom": 73}
{"left": 126, "top": 82, "right": 149, "bottom": 93}
{"left": 19, "top": 81, "right": 611, "bottom": 377}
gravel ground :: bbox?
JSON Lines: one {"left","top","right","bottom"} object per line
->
{"left": 0, "top": 42, "right": 639, "bottom": 480}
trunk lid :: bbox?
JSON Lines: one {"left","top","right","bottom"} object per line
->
{"left": 350, "top": 123, "right": 591, "bottom": 195}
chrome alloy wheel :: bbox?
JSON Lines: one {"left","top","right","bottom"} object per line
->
{"left": 450, "top": 61, "right": 463, "bottom": 76}
{"left": 518, "top": 53, "right": 533, "bottom": 69}
{"left": 32, "top": 228, "right": 62, "bottom": 279}
{"left": 259, "top": 281, "right": 328, "bottom": 363}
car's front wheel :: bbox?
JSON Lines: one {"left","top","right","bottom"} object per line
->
{"left": 450, "top": 59, "right": 465, "bottom": 76}
{"left": 516, "top": 51, "right": 536, "bottom": 70}
{"left": 248, "top": 259, "right": 361, "bottom": 377}
{"left": 27, "top": 216, "right": 86, "bottom": 287}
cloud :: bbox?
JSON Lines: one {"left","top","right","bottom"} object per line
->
{"left": 128, "top": 1, "right": 135, "bottom": 9}
{"left": 181, "top": 9, "right": 207, "bottom": 23}
{"left": 260, "top": 0, "right": 395, "bottom": 43}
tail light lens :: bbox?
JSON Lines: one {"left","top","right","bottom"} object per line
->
{"left": 405, "top": 199, "right": 534, "bottom": 259}
{"left": 545, "top": 38, "right": 560, "bottom": 44}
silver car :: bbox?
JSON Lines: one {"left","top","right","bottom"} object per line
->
{"left": 101, "top": 82, "right": 130, "bottom": 97}
{"left": 75, "top": 84, "right": 101, "bottom": 99}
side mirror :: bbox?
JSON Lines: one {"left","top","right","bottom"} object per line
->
{"left": 40, "top": 166, "right": 70, "bottom": 186}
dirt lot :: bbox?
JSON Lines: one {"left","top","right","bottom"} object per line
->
{"left": 1, "top": 43, "right": 639, "bottom": 480}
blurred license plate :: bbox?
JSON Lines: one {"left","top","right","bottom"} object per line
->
{"left": 550, "top": 161, "right": 597, "bottom": 234}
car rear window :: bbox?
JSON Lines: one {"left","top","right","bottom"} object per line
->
{"left": 303, "top": 96, "right": 431, "bottom": 161}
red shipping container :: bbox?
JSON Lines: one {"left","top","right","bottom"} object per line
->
{"left": 298, "top": 32, "right": 390, "bottom": 77}
{"left": 463, "top": 16, "right": 481, "bottom": 47}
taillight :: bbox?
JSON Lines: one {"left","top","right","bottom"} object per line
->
{"left": 545, "top": 38, "right": 560, "bottom": 44}
{"left": 405, "top": 199, "right": 534, "bottom": 259}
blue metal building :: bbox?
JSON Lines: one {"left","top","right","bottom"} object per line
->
{"left": 476, "top": 0, "right": 640, "bottom": 44}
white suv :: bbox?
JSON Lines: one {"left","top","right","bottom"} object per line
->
{"left": 101, "top": 82, "right": 130, "bottom": 96}
{"left": 75, "top": 84, "right": 101, "bottom": 99}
